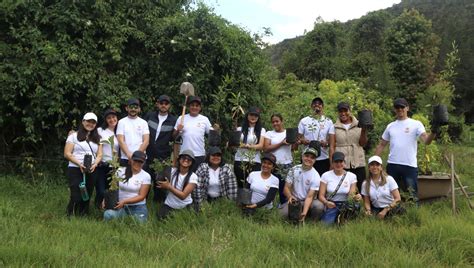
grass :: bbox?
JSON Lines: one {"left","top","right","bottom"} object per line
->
{"left": 1, "top": 142, "right": 473, "bottom": 266}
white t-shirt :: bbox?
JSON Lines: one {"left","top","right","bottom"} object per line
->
{"left": 165, "top": 168, "right": 198, "bottom": 209}
{"left": 116, "top": 116, "right": 150, "bottom": 160}
{"left": 65, "top": 133, "right": 99, "bottom": 168}
{"left": 263, "top": 130, "right": 292, "bottom": 164}
{"left": 381, "top": 118, "right": 426, "bottom": 167}
{"left": 207, "top": 167, "right": 221, "bottom": 198}
{"left": 286, "top": 164, "right": 321, "bottom": 201}
{"left": 321, "top": 170, "right": 357, "bottom": 202}
{"left": 247, "top": 171, "right": 279, "bottom": 209}
{"left": 155, "top": 114, "right": 168, "bottom": 141}
{"left": 98, "top": 127, "right": 119, "bottom": 162}
{"left": 361, "top": 176, "right": 399, "bottom": 208}
{"left": 117, "top": 168, "right": 151, "bottom": 206}
{"left": 298, "top": 115, "right": 334, "bottom": 160}
{"left": 234, "top": 126, "right": 266, "bottom": 163}
{"left": 174, "top": 114, "right": 212, "bottom": 157}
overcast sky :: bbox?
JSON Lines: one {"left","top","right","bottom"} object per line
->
{"left": 202, "top": 0, "right": 401, "bottom": 44}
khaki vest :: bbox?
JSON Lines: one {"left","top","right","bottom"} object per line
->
{"left": 334, "top": 116, "right": 366, "bottom": 169}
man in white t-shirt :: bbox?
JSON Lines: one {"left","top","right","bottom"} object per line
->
{"left": 173, "top": 96, "right": 212, "bottom": 171}
{"left": 298, "top": 97, "right": 335, "bottom": 176}
{"left": 375, "top": 98, "right": 437, "bottom": 202}
{"left": 117, "top": 98, "right": 150, "bottom": 166}
{"left": 280, "top": 147, "right": 324, "bottom": 222}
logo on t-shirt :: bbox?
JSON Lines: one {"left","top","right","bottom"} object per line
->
{"left": 305, "top": 179, "right": 310, "bottom": 185}
{"left": 404, "top": 127, "right": 410, "bottom": 133}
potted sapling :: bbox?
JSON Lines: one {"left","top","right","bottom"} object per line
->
{"left": 100, "top": 136, "right": 121, "bottom": 210}
{"left": 237, "top": 149, "right": 257, "bottom": 205}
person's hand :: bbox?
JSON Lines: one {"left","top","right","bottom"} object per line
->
{"left": 320, "top": 140, "right": 328, "bottom": 148}
{"left": 245, "top": 204, "right": 257, "bottom": 209}
{"left": 176, "top": 124, "right": 184, "bottom": 133}
{"left": 377, "top": 208, "right": 388, "bottom": 219}
{"left": 281, "top": 139, "right": 289, "bottom": 146}
{"left": 157, "top": 179, "right": 171, "bottom": 190}
{"left": 326, "top": 201, "right": 336, "bottom": 209}
{"left": 354, "top": 193, "right": 362, "bottom": 201}
{"left": 90, "top": 163, "right": 98, "bottom": 173}
{"left": 101, "top": 200, "right": 105, "bottom": 210}
{"left": 364, "top": 209, "right": 372, "bottom": 216}
{"left": 299, "top": 212, "right": 306, "bottom": 222}
{"left": 114, "top": 200, "right": 126, "bottom": 209}
{"left": 79, "top": 163, "right": 87, "bottom": 173}
{"left": 288, "top": 196, "right": 296, "bottom": 204}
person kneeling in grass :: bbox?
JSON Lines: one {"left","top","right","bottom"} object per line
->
{"left": 319, "top": 152, "right": 361, "bottom": 225}
{"left": 243, "top": 153, "right": 279, "bottom": 216}
{"left": 156, "top": 150, "right": 198, "bottom": 220}
{"left": 361, "top": 156, "right": 404, "bottom": 219}
{"left": 103, "top": 151, "right": 151, "bottom": 223}
{"left": 280, "top": 147, "right": 324, "bottom": 222}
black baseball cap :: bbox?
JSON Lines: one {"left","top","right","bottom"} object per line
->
{"left": 337, "top": 102, "right": 350, "bottom": 111}
{"left": 157, "top": 95, "right": 171, "bottom": 102}
{"left": 261, "top": 152, "right": 277, "bottom": 165}
{"left": 312, "top": 97, "right": 324, "bottom": 105}
{"left": 208, "top": 146, "right": 222, "bottom": 155}
{"left": 393, "top": 98, "right": 409, "bottom": 108}
{"left": 332, "top": 151, "right": 345, "bottom": 162}
{"left": 103, "top": 108, "right": 118, "bottom": 118}
{"left": 131, "top": 151, "right": 147, "bottom": 162}
{"left": 187, "top": 96, "right": 202, "bottom": 105}
{"left": 248, "top": 106, "right": 261, "bottom": 116}
{"left": 127, "top": 98, "right": 140, "bottom": 106}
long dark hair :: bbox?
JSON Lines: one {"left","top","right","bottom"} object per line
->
{"left": 101, "top": 113, "right": 118, "bottom": 134}
{"left": 123, "top": 164, "right": 134, "bottom": 183}
{"left": 77, "top": 121, "right": 100, "bottom": 144}
{"left": 171, "top": 155, "right": 194, "bottom": 190}
{"left": 241, "top": 112, "right": 262, "bottom": 144}
{"left": 205, "top": 153, "right": 225, "bottom": 167}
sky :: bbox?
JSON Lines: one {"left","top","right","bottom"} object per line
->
{"left": 202, "top": 0, "right": 402, "bottom": 44}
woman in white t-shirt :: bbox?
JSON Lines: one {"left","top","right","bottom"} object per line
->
{"left": 64, "top": 112, "right": 103, "bottom": 216}
{"left": 319, "top": 152, "right": 361, "bottom": 225}
{"left": 157, "top": 150, "right": 198, "bottom": 220}
{"left": 234, "top": 106, "right": 266, "bottom": 189}
{"left": 361, "top": 156, "right": 403, "bottom": 219}
{"left": 95, "top": 108, "right": 120, "bottom": 209}
{"left": 103, "top": 151, "right": 151, "bottom": 223}
{"left": 243, "top": 153, "right": 279, "bottom": 215}
{"left": 263, "top": 114, "right": 294, "bottom": 205}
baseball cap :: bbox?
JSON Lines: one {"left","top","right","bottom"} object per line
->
{"left": 332, "top": 151, "right": 345, "bottom": 162}
{"left": 127, "top": 98, "right": 140, "bottom": 106}
{"left": 179, "top": 149, "right": 195, "bottom": 161}
{"left": 103, "top": 108, "right": 118, "bottom": 118}
{"left": 261, "top": 152, "right": 277, "bottom": 165}
{"left": 337, "top": 102, "right": 350, "bottom": 111}
{"left": 131, "top": 151, "right": 147, "bottom": 162}
{"left": 208, "top": 146, "right": 222, "bottom": 155}
{"left": 248, "top": 106, "right": 261, "bottom": 116}
{"left": 157, "top": 95, "right": 171, "bottom": 102}
{"left": 303, "top": 147, "right": 318, "bottom": 157}
{"left": 312, "top": 97, "right": 324, "bottom": 105}
{"left": 393, "top": 98, "right": 409, "bottom": 108}
{"left": 83, "top": 112, "right": 98, "bottom": 122}
{"left": 368, "top": 155, "right": 383, "bottom": 165}
{"left": 187, "top": 96, "right": 201, "bottom": 105}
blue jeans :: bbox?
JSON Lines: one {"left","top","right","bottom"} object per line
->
{"left": 320, "top": 201, "right": 345, "bottom": 225}
{"left": 386, "top": 163, "right": 418, "bottom": 202}
{"left": 104, "top": 204, "right": 148, "bottom": 223}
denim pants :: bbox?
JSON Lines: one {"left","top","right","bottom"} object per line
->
{"left": 104, "top": 204, "right": 148, "bottom": 223}
{"left": 386, "top": 163, "right": 418, "bottom": 202}
{"left": 320, "top": 201, "right": 345, "bottom": 225}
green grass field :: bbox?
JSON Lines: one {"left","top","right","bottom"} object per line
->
{"left": 1, "top": 140, "right": 473, "bottom": 266}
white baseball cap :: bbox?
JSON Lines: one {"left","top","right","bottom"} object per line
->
{"left": 368, "top": 155, "right": 383, "bottom": 165}
{"left": 83, "top": 112, "right": 98, "bottom": 122}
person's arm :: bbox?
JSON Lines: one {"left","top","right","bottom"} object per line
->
{"left": 159, "top": 180, "right": 196, "bottom": 200}
{"left": 297, "top": 133, "right": 309, "bottom": 145}
{"left": 318, "top": 182, "right": 336, "bottom": 209}
{"left": 90, "top": 144, "right": 103, "bottom": 173}
{"left": 358, "top": 127, "right": 368, "bottom": 147}
{"left": 283, "top": 182, "right": 295, "bottom": 203}
{"left": 139, "top": 134, "right": 150, "bottom": 152}
{"left": 363, "top": 195, "right": 372, "bottom": 215}
{"left": 114, "top": 184, "right": 151, "bottom": 209}
{"left": 263, "top": 137, "right": 285, "bottom": 152}
{"left": 300, "top": 189, "right": 316, "bottom": 221}
{"left": 374, "top": 139, "right": 389, "bottom": 156}
{"left": 328, "top": 133, "right": 335, "bottom": 167}
{"left": 64, "top": 142, "right": 86, "bottom": 172}
{"left": 377, "top": 189, "right": 401, "bottom": 219}
{"left": 117, "top": 134, "right": 132, "bottom": 160}
{"left": 348, "top": 183, "right": 361, "bottom": 200}
{"left": 248, "top": 134, "right": 265, "bottom": 150}
{"left": 419, "top": 132, "right": 436, "bottom": 145}
{"left": 253, "top": 187, "right": 278, "bottom": 208}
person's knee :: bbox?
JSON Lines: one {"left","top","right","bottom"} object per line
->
{"left": 103, "top": 209, "right": 117, "bottom": 221}
{"left": 279, "top": 202, "right": 289, "bottom": 218}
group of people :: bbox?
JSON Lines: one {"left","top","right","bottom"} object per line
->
{"left": 64, "top": 94, "right": 437, "bottom": 224}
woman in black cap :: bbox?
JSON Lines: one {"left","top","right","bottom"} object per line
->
{"left": 233, "top": 106, "right": 266, "bottom": 189}
{"left": 156, "top": 149, "right": 199, "bottom": 219}
{"left": 103, "top": 150, "right": 151, "bottom": 223}
{"left": 329, "top": 102, "right": 368, "bottom": 191}
{"left": 95, "top": 108, "right": 120, "bottom": 209}
{"left": 243, "top": 152, "right": 279, "bottom": 215}
{"left": 318, "top": 151, "right": 361, "bottom": 225}
{"left": 192, "top": 146, "right": 238, "bottom": 209}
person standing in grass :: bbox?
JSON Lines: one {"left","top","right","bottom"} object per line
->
{"left": 298, "top": 97, "right": 335, "bottom": 176}
{"left": 329, "top": 102, "right": 368, "bottom": 191}
{"left": 319, "top": 152, "right": 361, "bottom": 225}
{"left": 280, "top": 147, "right": 324, "bottom": 222}
{"left": 95, "top": 108, "right": 119, "bottom": 209}
{"left": 173, "top": 96, "right": 212, "bottom": 172}
{"left": 117, "top": 98, "right": 150, "bottom": 167}
{"left": 64, "top": 112, "right": 103, "bottom": 216}
{"left": 361, "top": 156, "right": 404, "bottom": 219}
{"left": 233, "top": 106, "right": 266, "bottom": 189}
{"left": 243, "top": 153, "right": 279, "bottom": 215}
{"left": 263, "top": 114, "right": 294, "bottom": 206}
{"left": 192, "top": 146, "right": 238, "bottom": 209}
{"left": 375, "top": 98, "right": 437, "bottom": 202}
{"left": 103, "top": 151, "right": 151, "bottom": 223}
{"left": 156, "top": 150, "right": 198, "bottom": 220}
